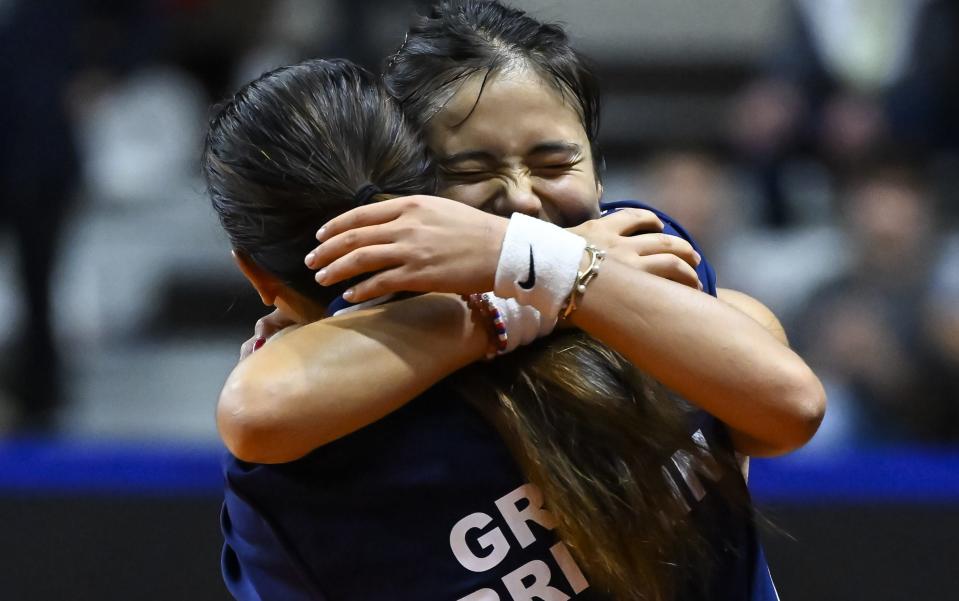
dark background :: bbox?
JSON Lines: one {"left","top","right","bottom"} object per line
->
{"left": 4, "top": 493, "right": 957, "bottom": 600}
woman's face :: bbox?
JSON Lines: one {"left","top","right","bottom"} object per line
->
{"left": 427, "top": 68, "right": 603, "bottom": 227}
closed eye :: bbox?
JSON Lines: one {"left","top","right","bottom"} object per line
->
{"left": 441, "top": 169, "right": 492, "bottom": 181}
{"left": 533, "top": 162, "right": 579, "bottom": 175}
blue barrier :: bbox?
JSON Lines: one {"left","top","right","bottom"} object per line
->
{"left": 750, "top": 448, "right": 959, "bottom": 503}
{"left": 0, "top": 436, "right": 222, "bottom": 496}
{"left": 2, "top": 436, "right": 958, "bottom": 501}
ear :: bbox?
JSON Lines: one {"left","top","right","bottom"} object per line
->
{"left": 596, "top": 179, "right": 604, "bottom": 201}
{"left": 232, "top": 250, "right": 281, "bottom": 306}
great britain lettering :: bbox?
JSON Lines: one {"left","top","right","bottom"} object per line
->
{"left": 450, "top": 483, "right": 590, "bottom": 600}
{"left": 449, "top": 430, "right": 721, "bottom": 601}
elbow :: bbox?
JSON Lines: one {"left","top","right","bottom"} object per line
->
{"left": 770, "top": 363, "right": 827, "bottom": 455}
{"left": 796, "top": 364, "right": 827, "bottom": 443}
{"left": 217, "top": 374, "right": 295, "bottom": 465}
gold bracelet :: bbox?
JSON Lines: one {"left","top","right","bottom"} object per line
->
{"left": 560, "top": 244, "right": 606, "bottom": 320}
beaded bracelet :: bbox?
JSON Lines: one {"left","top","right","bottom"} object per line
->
{"left": 560, "top": 244, "right": 606, "bottom": 320}
{"left": 462, "top": 293, "right": 509, "bottom": 359}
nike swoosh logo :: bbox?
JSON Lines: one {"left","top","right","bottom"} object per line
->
{"left": 518, "top": 244, "right": 536, "bottom": 290}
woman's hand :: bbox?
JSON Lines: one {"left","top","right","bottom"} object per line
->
{"left": 238, "top": 308, "right": 298, "bottom": 361}
{"left": 304, "top": 195, "right": 508, "bottom": 302}
{"left": 570, "top": 208, "right": 703, "bottom": 290}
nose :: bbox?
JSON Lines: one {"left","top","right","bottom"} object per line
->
{"left": 496, "top": 172, "right": 542, "bottom": 218}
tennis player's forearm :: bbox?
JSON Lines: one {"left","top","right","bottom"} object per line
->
{"left": 569, "top": 259, "right": 825, "bottom": 456}
{"left": 217, "top": 294, "right": 486, "bottom": 463}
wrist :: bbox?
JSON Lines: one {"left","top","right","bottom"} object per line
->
{"left": 462, "top": 292, "right": 556, "bottom": 358}
{"left": 458, "top": 294, "right": 498, "bottom": 361}
{"left": 559, "top": 244, "right": 606, "bottom": 321}
{"left": 493, "top": 213, "right": 587, "bottom": 318}
{"left": 485, "top": 215, "right": 510, "bottom": 287}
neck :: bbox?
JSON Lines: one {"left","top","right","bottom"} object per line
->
{"left": 275, "top": 295, "right": 329, "bottom": 324}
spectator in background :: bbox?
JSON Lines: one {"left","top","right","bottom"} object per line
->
{"left": 922, "top": 236, "right": 959, "bottom": 441}
{"left": 634, "top": 149, "right": 847, "bottom": 326}
{"left": 0, "top": 0, "right": 163, "bottom": 430}
{"left": 638, "top": 150, "right": 738, "bottom": 263}
{"left": 229, "top": 0, "right": 429, "bottom": 93}
{"left": 729, "top": 0, "right": 959, "bottom": 227}
{"left": 794, "top": 156, "right": 956, "bottom": 444}
{"left": 0, "top": 1, "right": 83, "bottom": 429}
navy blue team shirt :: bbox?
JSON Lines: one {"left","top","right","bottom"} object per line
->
{"left": 221, "top": 200, "right": 780, "bottom": 601}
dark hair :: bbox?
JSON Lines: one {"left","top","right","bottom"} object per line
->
{"left": 384, "top": 0, "right": 604, "bottom": 179}
{"left": 204, "top": 58, "right": 433, "bottom": 306}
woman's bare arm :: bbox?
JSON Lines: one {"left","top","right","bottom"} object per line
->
{"left": 218, "top": 293, "right": 487, "bottom": 463}
{"left": 228, "top": 198, "right": 824, "bottom": 461}
{"left": 566, "top": 261, "right": 825, "bottom": 456}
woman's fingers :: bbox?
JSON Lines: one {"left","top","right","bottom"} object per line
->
{"left": 627, "top": 233, "right": 700, "bottom": 269}
{"left": 342, "top": 269, "right": 410, "bottom": 303}
{"left": 306, "top": 223, "right": 396, "bottom": 270}
{"left": 575, "top": 213, "right": 702, "bottom": 285}
{"left": 239, "top": 336, "right": 258, "bottom": 361}
{"left": 316, "top": 196, "right": 426, "bottom": 242}
{"left": 599, "top": 208, "right": 664, "bottom": 235}
{"left": 254, "top": 310, "right": 290, "bottom": 338}
{"left": 636, "top": 254, "right": 702, "bottom": 290}
{"left": 239, "top": 310, "right": 296, "bottom": 361}
{"left": 315, "top": 245, "right": 403, "bottom": 286}
{"left": 315, "top": 199, "right": 401, "bottom": 242}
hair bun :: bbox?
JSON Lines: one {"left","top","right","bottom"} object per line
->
{"left": 353, "top": 183, "right": 382, "bottom": 205}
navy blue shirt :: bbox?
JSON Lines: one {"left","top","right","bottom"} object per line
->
{"left": 221, "top": 201, "right": 779, "bottom": 600}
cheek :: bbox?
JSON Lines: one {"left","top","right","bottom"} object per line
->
{"left": 538, "top": 176, "right": 600, "bottom": 226}
{"left": 439, "top": 182, "right": 494, "bottom": 209}
{"left": 439, "top": 174, "right": 601, "bottom": 223}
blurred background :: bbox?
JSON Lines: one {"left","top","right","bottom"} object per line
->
{"left": 0, "top": 0, "right": 956, "bottom": 599}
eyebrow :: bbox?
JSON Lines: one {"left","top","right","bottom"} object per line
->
{"left": 440, "top": 141, "right": 583, "bottom": 167}
{"left": 527, "top": 141, "right": 583, "bottom": 158}
{"left": 439, "top": 150, "right": 498, "bottom": 167}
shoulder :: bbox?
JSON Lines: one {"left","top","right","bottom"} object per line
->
{"left": 600, "top": 199, "right": 718, "bottom": 295}
{"left": 600, "top": 199, "right": 698, "bottom": 244}
{"left": 717, "top": 288, "right": 789, "bottom": 346}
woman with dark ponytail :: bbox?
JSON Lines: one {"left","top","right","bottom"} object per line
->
{"left": 211, "top": 3, "right": 824, "bottom": 600}
{"left": 206, "top": 59, "right": 429, "bottom": 314}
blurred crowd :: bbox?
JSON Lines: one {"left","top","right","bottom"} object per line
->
{"left": 0, "top": 0, "right": 956, "bottom": 450}
{"left": 0, "top": 0, "right": 420, "bottom": 431}
{"left": 635, "top": 0, "right": 959, "bottom": 449}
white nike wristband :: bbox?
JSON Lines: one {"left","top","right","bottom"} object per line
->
{"left": 487, "top": 294, "right": 557, "bottom": 353}
{"left": 494, "top": 213, "right": 588, "bottom": 319}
